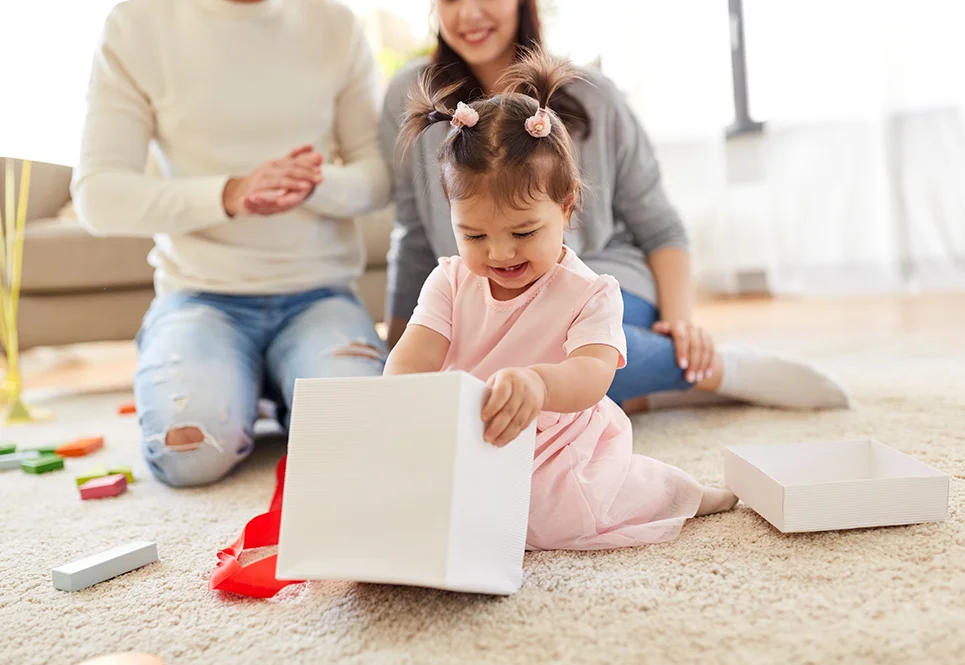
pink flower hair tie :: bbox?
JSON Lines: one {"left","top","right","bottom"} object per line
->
{"left": 525, "top": 107, "right": 552, "bottom": 138}
{"left": 450, "top": 102, "right": 479, "bottom": 129}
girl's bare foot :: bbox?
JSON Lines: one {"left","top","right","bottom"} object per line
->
{"left": 695, "top": 486, "right": 739, "bottom": 516}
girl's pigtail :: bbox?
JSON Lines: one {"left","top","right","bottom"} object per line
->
{"left": 398, "top": 67, "right": 468, "bottom": 160}
{"left": 496, "top": 45, "right": 583, "bottom": 113}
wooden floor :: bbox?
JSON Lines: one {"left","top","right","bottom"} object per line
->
{"left": 5, "top": 292, "right": 964, "bottom": 398}
{"left": 697, "top": 292, "right": 965, "bottom": 337}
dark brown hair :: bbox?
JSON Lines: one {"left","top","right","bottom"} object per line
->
{"left": 399, "top": 46, "right": 584, "bottom": 212}
{"left": 431, "top": 0, "right": 590, "bottom": 139}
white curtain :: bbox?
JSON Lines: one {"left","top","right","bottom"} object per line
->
{"left": 0, "top": 0, "right": 430, "bottom": 165}
{"left": 0, "top": 0, "right": 123, "bottom": 166}
{"left": 4, "top": 0, "right": 963, "bottom": 295}
{"left": 548, "top": 0, "right": 965, "bottom": 295}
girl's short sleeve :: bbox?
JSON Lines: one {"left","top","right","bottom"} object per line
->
{"left": 408, "top": 259, "right": 456, "bottom": 340}
{"left": 563, "top": 276, "right": 628, "bottom": 368}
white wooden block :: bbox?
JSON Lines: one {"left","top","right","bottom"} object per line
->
{"left": 724, "top": 439, "right": 949, "bottom": 533}
{"left": 52, "top": 541, "right": 159, "bottom": 591}
{"left": 276, "top": 371, "right": 536, "bottom": 595}
{"left": 0, "top": 451, "right": 40, "bottom": 470}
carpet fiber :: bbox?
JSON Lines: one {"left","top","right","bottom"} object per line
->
{"left": 2, "top": 295, "right": 963, "bottom": 665}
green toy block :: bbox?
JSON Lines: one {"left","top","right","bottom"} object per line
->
{"left": 21, "top": 444, "right": 59, "bottom": 455}
{"left": 75, "top": 464, "right": 110, "bottom": 487}
{"left": 0, "top": 443, "right": 16, "bottom": 455}
{"left": 107, "top": 465, "right": 134, "bottom": 484}
{"left": 21, "top": 454, "right": 65, "bottom": 474}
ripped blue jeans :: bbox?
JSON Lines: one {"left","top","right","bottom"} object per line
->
{"left": 134, "top": 287, "right": 386, "bottom": 488}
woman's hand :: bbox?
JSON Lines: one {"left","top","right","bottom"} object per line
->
{"left": 652, "top": 320, "right": 715, "bottom": 384}
{"left": 223, "top": 145, "right": 323, "bottom": 217}
{"left": 481, "top": 368, "right": 546, "bottom": 447}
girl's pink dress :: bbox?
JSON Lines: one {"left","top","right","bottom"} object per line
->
{"left": 409, "top": 249, "right": 705, "bottom": 550}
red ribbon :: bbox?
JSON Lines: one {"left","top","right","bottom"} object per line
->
{"left": 209, "top": 455, "right": 304, "bottom": 598}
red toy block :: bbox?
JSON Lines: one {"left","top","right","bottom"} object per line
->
{"left": 56, "top": 436, "right": 105, "bottom": 458}
{"left": 79, "top": 474, "right": 128, "bottom": 500}
{"left": 118, "top": 401, "right": 137, "bottom": 415}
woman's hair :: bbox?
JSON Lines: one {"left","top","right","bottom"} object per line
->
{"left": 430, "top": 0, "right": 590, "bottom": 139}
{"left": 399, "top": 46, "right": 584, "bottom": 213}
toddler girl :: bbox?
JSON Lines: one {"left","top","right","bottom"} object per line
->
{"left": 384, "top": 48, "right": 737, "bottom": 550}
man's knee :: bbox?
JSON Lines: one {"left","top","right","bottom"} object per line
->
{"left": 165, "top": 426, "right": 205, "bottom": 452}
{"left": 330, "top": 340, "right": 386, "bottom": 363}
{"left": 294, "top": 339, "right": 386, "bottom": 382}
{"left": 143, "top": 423, "right": 253, "bottom": 488}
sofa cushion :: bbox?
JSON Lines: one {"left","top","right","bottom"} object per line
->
{"left": 0, "top": 158, "right": 72, "bottom": 221}
{"left": 19, "top": 288, "right": 154, "bottom": 350}
{"left": 22, "top": 218, "right": 155, "bottom": 293}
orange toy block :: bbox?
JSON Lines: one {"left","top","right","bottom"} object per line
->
{"left": 118, "top": 401, "right": 137, "bottom": 415}
{"left": 55, "top": 436, "right": 105, "bottom": 458}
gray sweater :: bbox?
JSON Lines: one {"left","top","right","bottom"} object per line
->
{"left": 379, "top": 57, "right": 688, "bottom": 321}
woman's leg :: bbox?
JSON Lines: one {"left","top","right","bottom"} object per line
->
{"left": 134, "top": 293, "right": 263, "bottom": 488}
{"left": 265, "top": 289, "right": 386, "bottom": 426}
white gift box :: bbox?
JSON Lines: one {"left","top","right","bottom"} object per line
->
{"left": 276, "top": 371, "right": 536, "bottom": 595}
{"left": 723, "top": 439, "right": 949, "bottom": 533}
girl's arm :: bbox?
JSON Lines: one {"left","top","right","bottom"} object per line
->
{"left": 383, "top": 324, "right": 450, "bottom": 376}
{"left": 482, "top": 277, "right": 626, "bottom": 447}
{"left": 386, "top": 317, "right": 409, "bottom": 349}
{"left": 481, "top": 344, "right": 620, "bottom": 446}
{"left": 530, "top": 344, "right": 620, "bottom": 413}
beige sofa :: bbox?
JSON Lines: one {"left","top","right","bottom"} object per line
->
{"left": 2, "top": 158, "right": 393, "bottom": 350}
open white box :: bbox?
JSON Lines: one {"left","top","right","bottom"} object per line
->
{"left": 276, "top": 371, "right": 536, "bottom": 595}
{"left": 723, "top": 439, "right": 949, "bottom": 533}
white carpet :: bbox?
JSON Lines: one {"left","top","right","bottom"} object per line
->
{"left": 2, "top": 300, "right": 963, "bottom": 665}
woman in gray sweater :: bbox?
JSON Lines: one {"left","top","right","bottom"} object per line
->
{"left": 380, "top": 0, "right": 848, "bottom": 411}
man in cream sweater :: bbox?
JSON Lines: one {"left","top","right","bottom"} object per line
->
{"left": 72, "top": 0, "right": 391, "bottom": 487}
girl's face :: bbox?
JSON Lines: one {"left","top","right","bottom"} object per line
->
{"left": 451, "top": 190, "right": 573, "bottom": 300}
{"left": 437, "top": 0, "right": 520, "bottom": 73}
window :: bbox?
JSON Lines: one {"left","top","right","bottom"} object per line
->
{"left": 0, "top": 1, "right": 121, "bottom": 165}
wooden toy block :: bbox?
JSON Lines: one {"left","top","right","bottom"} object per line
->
{"left": 76, "top": 465, "right": 110, "bottom": 487}
{"left": 107, "top": 465, "right": 135, "bottom": 484}
{"left": 52, "top": 541, "right": 158, "bottom": 592}
{"left": 21, "top": 454, "right": 65, "bottom": 474}
{"left": 117, "top": 401, "right": 137, "bottom": 415}
{"left": 79, "top": 474, "right": 128, "bottom": 500}
{"left": 0, "top": 450, "right": 40, "bottom": 470}
{"left": 0, "top": 443, "right": 15, "bottom": 455}
{"left": 56, "top": 436, "right": 105, "bottom": 458}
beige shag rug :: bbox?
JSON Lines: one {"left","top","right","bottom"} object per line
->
{"left": 1, "top": 296, "right": 962, "bottom": 665}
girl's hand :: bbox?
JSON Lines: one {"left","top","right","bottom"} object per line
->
{"left": 652, "top": 320, "right": 715, "bottom": 384}
{"left": 481, "top": 368, "right": 546, "bottom": 447}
